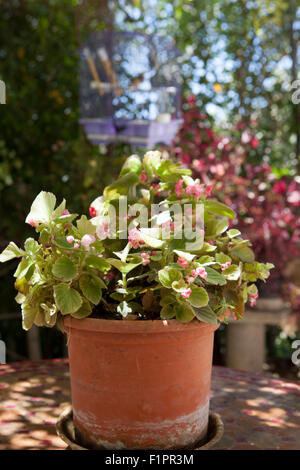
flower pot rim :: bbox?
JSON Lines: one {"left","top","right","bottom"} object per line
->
{"left": 63, "top": 315, "right": 219, "bottom": 334}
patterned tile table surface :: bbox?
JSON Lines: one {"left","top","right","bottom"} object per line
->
{"left": 0, "top": 360, "right": 299, "bottom": 450}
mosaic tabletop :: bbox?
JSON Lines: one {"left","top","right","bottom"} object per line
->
{"left": 0, "top": 359, "right": 299, "bottom": 450}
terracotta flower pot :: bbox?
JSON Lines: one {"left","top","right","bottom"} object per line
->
{"left": 64, "top": 316, "right": 218, "bottom": 450}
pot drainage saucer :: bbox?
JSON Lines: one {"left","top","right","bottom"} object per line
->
{"left": 56, "top": 407, "right": 224, "bottom": 450}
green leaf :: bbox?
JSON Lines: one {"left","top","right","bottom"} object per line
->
{"left": 40, "top": 303, "right": 57, "bottom": 327}
{"left": 15, "top": 292, "right": 25, "bottom": 304}
{"left": 227, "top": 229, "right": 241, "bottom": 239}
{"left": 54, "top": 237, "right": 76, "bottom": 250}
{"left": 200, "top": 242, "right": 217, "bottom": 253}
{"left": 222, "top": 264, "right": 241, "bottom": 281}
{"left": 215, "top": 253, "right": 231, "bottom": 265}
{"left": 107, "top": 257, "right": 142, "bottom": 274}
{"left": 231, "top": 245, "right": 255, "bottom": 263}
{"left": 51, "top": 199, "right": 66, "bottom": 218}
{"left": 194, "top": 305, "right": 218, "bottom": 324}
{"left": 104, "top": 172, "right": 140, "bottom": 199}
{"left": 143, "top": 150, "right": 162, "bottom": 178}
{"left": 158, "top": 267, "right": 182, "bottom": 288}
{"left": 173, "top": 250, "right": 196, "bottom": 262}
{"left": 205, "top": 216, "right": 228, "bottom": 238}
{"left": 71, "top": 299, "right": 92, "bottom": 319}
{"left": 120, "top": 154, "right": 142, "bottom": 176}
{"left": 52, "top": 256, "right": 78, "bottom": 281}
{"left": 79, "top": 275, "right": 103, "bottom": 304}
{"left": 160, "top": 294, "right": 176, "bottom": 307}
{"left": 176, "top": 302, "right": 195, "bottom": 323}
{"left": 248, "top": 284, "right": 258, "bottom": 296}
{"left": 86, "top": 255, "right": 111, "bottom": 272}
{"left": 77, "top": 215, "right": 96, "bottom": 236}
{"left": 157, "top": 161, "right": 191, "bottom": 183}
{"left": 258, "top": 262, "right": 274, "bottom": 280}
{"left": 205, "top": 200, "right": 235, "bottom": 219}
{"left": 88, "top": 272, "right": 107, "bottom": 289}
{"left": 24, "top": 238, "right": 40, "bottom": 255}
{"left": 204, "top": 267, "right": 226, "bottom": 285}
{"left": 188, "top": 286, "right": 209, "bottom": 308}
{"left": 14, "top": 258, "right": 34, "bottom": 280}
{"left": 39, "top": 229, "right": 50, "bottom": 244}
{"left": 25, "top": 191, "right": 56, "bottom": 224}
{"left": 139, "top": 229, "right": 165, "bottom": 248}
{"left": 0, "top": 242, "right": 24, "bottom": 262}
{"left": 53, "top": 283, "right": 82, "bottom": 315}
{"left": 113, "top": 242, "right": 131, "bottom": 262}
{"left": 198, "top": 255, "right": 215, "bottom": 265}
{"left": 172, "top": 279, "right": 188, "bottom": 292}
{"left": 21, "top": 302, "right": 38, "bottom": 330}
{"left": 117, "top": 301, "right": 132, "bottom": 318}
{"left": 160, "top": 304, "right": 176, "bottom": 319}
{"left": 110, "top": 292, "right": 124, "bottom": 301}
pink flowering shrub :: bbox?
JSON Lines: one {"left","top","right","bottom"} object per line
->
{"left": 0, "top": 151, "right": 273, "bottom": 329}
{"left": 173, "top": 96, "right": 300, "bottom": 297}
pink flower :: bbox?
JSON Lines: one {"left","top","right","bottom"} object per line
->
{"left": 140, "top": 173, "right": 147, "bottom": 183}
{"left": 185, "top": 184, "right": 203, "bottom": 199}
{"left": 89, "top": 206, "right": 97, "bottom": 218}
{"left": 198, "top": 267, "right": 207, "bottom": 279}
{"left": 287, "top": 191, "right": 300, "bottom": 206}
{"left": 141, "top": 252, "right": 150, "bottom": 266}
{"left": 62, "top": 209, "right": 70, "bottom": 216}
{"left": 103, "top": 270, "right": 114, "bottom": 282}
{"left": 96, "top": 220, "right": 110, "bottom": 240}
{"left": 241, "top": 129, "right": 252, "bottom": 144}
{"left": 221, "top": 261, "right": 231, "bottom": 271}
{"left": 249, "top": 292, "right": 259, "bottom": 307}
{"left": 187, "top": 94, "right": 196, "bottom": 106}
{"left": 204, "top": 185, "right": 213, "bottom": 197}
{"left": 186, "top": 276, "right": 195, "bottom": 284}
{"left": 193, "top": 159, "right": 205, "bottom": 171}
{"left": 74, "top": 242, "right": 80, "bottom": 249}
{"left": 128, "top": 228, "right": 144, "bottom": 249}
{"left": 27, "top": 219, "right": 37, "bottom": 227}
{"left": 66, "top": 235, "right": 75, "bottom": 244}
{"left": 181, "top": 288, "right": 192, "bottom": 299}
{"left": 250, "top": 137, "right": 259, "bottom": 149}
{"left": 273, "top": 181, "right": 287, "bottom": 195}
{"left": 81, "top": 234, "right": 96, "bottom": 250}
{"left": 191, "top": 267, "right": 207, "bottom": 279}
{"left": 152, "top": 183, "right": 160, "bottom": 193}
{"left": 175, "top": 179, "right": 184, "bottom": 198}
{"left": 162, "top": 221, "right": 175, "bottom": 232}
{"left": 177, "top": 257, "right": 189, "bottom": 269}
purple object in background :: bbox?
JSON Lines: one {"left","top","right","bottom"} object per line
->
{"left": 79, "top": 118, "right": 183, "bottom": 147}
{"left": 79, "top": 31, "right": 183, "bottom": 147}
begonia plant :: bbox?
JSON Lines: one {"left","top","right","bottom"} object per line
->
{"left": 0, "top": 151, "right": 273, "bottom": 330}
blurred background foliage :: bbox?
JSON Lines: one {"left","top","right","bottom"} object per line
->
{"left": 0, "top": 0, "right": 299, "bottom": 372}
